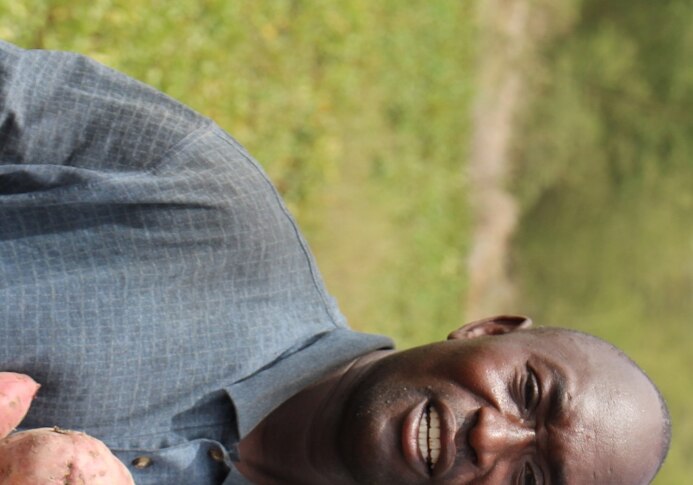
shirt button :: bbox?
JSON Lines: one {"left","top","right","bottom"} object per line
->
{"left": 132, "top": 456, "right": 153, "bottom": 469}
{"left": 208, "top": 447, "right": 225, "bottom": 463}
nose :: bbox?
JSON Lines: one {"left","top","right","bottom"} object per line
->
{"left": 468, "top": 406, "right": 535, "bottom": 468}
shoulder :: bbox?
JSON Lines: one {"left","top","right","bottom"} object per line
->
{"left": 0, "top": 40, "right": 209, "bottom": 172}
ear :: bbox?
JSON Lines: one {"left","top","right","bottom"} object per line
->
{"left": 447, "top": 315, "right": 533, "bottom": 340}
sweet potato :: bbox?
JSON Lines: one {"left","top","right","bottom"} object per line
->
{"left": 0, "top": 372, "right": 40, "bottom": 439}
{"left": 0, "top": 427, "right": 135, "bottom": 484}
{"left": 0, "top": 373, "right": 135, "bottom": 484}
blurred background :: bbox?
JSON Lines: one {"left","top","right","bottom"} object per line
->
{"left": 1, "top": 0, "right": 690, "bottom": 482}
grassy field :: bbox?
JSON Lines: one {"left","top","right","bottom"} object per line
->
{"left": 1, "top": 1, "right": 690, "bottom": 482}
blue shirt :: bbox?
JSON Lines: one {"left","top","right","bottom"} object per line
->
{"left": 0, "top": 40, "right": 392, "bottom": 484}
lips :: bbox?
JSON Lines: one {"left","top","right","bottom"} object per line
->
{"left": 403, "top": 400, "right": 457, "bottom": 478}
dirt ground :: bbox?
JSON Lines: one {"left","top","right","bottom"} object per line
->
{"left": 465, "top": 0, "right": 533, "bottom": 319}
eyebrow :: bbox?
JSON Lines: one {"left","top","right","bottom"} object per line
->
{"left": 546, "top": 368, "right": 567, "bottom": 485}
{"left": 546, "top": 368, "right": 566, "bottom": 423}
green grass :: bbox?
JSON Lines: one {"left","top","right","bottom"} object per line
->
{"left": 2, "top": 1, "right": 690, "bottom": 482}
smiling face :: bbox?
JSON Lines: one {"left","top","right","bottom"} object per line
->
{"left": 336, "top": 323, "right": 666, "bottom": 484}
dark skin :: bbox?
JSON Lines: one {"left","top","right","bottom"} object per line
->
{"left": 237, "top": 316, "right": 665, "bottom": 484}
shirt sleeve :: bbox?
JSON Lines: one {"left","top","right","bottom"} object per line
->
{"left": 0, "top": 39, "right": 209, "bottom": 175}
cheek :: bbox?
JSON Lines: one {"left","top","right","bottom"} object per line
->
{"left": 435, "top": 351, "right": 518, "bottom": 410}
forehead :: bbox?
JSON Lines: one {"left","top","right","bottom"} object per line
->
{"left": 518, "top": 331, "right": 663, "bottom": 484}
{"left": 553, "top": 391, "right": 660, "bottom": 484}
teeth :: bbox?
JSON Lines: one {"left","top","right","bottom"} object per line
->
{"left": 417, "top": 406, "right": 442, "bottom": 470}
{"left": 418, "top": 416, "right": 427, "bottom": 460}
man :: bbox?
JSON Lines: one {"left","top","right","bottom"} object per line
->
{"left": 236, "top": 316, "right": 670, "bottom": 484}
{"left": 0, "top": 41, "right": 669, "bottom": 484}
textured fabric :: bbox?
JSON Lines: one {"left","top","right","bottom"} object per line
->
{"left": 0, "top": 40, "right": 392, "bottom": 484}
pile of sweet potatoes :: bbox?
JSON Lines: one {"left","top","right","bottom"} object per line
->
{"left": 0, "top": 372, "right": 135, "bottom": 484}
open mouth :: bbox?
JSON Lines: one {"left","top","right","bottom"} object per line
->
{"left": 418, "top": 404, "right": 441, "bottom": 471}
{"left": 403, "top": 399, "right": 456, "bottom": 478}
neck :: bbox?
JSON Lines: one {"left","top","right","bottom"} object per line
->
{"left": 236, "top": 350, "right": 391, "bottom": 484}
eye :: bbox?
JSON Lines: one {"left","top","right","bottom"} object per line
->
{"left": 522, "top": 462, "right": 537, "bottom": 485}
{"left": 523, "top": 367, "right": 540, "bottom": 411}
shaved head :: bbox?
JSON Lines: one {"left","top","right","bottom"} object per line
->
{"left": 530, "top": 327, "right": 670, "bottom": 484}
{"left": 336, "top": 318, "right": 671, "bottom": 484}
{"left": 538, "top": 327, "right": 672, "bottom": 480}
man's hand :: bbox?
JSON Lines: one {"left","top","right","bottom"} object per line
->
{"left": 0, "top": 372, "right": 135, "bottom": 484}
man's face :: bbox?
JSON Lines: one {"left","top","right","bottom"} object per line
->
{"left": 336, "top": 327, "right": 663, "bottom": 484}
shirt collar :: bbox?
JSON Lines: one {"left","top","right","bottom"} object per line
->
{"left": 226, "top": 328, "right": 393, "bottom": 437}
